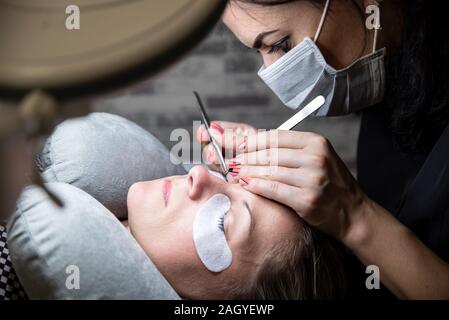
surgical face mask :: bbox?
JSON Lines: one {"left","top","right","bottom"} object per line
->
{"left": 258, "top": 0, "right": 386, "bottom": 116}
{"left": 193, "top": 194, "right": 232, "bottom": 273}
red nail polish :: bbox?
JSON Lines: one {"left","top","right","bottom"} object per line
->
{"left": 228, "top": 161, "right": 241, "bottom": 168}
{"left": 229, "top": 167, "right": 240, "bottom": 174}
{"left": 211, "top": 123, "right": 224, "bottom": 135}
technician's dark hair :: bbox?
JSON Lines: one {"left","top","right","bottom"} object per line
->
{"left": 386, "top": 0, "right": 449, "bottom": 153}
{"left": 233, "top": 0, "right": 449, "bottom": 153}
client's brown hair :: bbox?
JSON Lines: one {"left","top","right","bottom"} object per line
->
{"left": 230, "top": 223, "right": 346, "bottom": 299}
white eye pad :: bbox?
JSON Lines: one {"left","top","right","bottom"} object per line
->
{"left": 193, "top": 194, "right": 232, "bottom": 273}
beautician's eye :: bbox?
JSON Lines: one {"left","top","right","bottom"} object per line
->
{"left": 267, "top": 36, "right": 291, "bottom": 54}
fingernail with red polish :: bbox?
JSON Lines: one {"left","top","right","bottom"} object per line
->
{"left": 227, "top": 161, "right": 241, "bottom": 168}
{"left": 211, "top": 123, "right": 224, "bottom": 135}
{"left": 229, "top": 167, "right": 240, "bottom": 174}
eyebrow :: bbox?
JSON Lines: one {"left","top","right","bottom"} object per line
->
{"left": 243, "top": 200, "right": 255, "bottom": 236}
{"left": 252, "top": 29, "right": 279, "bottom": 49}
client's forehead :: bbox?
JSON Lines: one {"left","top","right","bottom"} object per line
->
{"left": 228, "top": 182, "right": 300, "bottom": 230}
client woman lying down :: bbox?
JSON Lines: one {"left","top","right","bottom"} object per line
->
{"left": 124, "top": 165, "right": 345, "bottom": 299}
{"left": 9, "top": 113, "right": 345, "bottom": 300}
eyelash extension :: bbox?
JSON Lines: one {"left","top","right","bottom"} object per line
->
{"left": 267, "top": 36, "right": 291, "bottom": 54}
{"left": 218, "top": 216, "right": 225, "bottom": 232}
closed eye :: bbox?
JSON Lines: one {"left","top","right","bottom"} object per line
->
{"left": 222, "top": 200, "right": 252, "bottom": 239}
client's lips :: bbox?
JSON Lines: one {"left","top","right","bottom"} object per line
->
{"left": 162, "top": 179, "right": 172, "bottom": 207}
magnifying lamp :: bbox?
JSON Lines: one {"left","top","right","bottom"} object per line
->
{"left": 0, "top": 0, "right": 226, "bottom": 218}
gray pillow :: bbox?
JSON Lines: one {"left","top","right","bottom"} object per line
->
{"left": 7, "top": 182, "right": 180, "bottom": 300}
{"left": 37, "top": 113, "right": 186, "bottom": 219}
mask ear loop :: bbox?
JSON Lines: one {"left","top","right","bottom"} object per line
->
{"left": 313, "top": 0, "right": 331, "bottom": 43}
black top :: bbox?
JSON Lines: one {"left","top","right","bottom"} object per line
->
{"left": 345, "top": 105, "right": 449, "bottom": 299}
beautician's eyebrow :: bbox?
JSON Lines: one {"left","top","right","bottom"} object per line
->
{"left": 252, "top": 30, "right": 279, "bottom": 49}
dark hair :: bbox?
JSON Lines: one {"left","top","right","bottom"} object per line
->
{"left": 385, "top": 0, "right": 449, "bottom": 153}
{"left": 229, "top": 223, "right": 346, "bottom": 300}
{"left": 233, "top": 0, "right": 449, "bottom": 153}
{"left": 255, "top": 224, "right": 346, "bottom": 299}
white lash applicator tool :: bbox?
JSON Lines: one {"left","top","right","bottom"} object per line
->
{"left": 277, "top": 96, "right": 325, "bottom": 130}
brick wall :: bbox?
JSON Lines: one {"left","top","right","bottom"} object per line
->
{"left": 94, "top": 23, "right": 360, "bottom": 175}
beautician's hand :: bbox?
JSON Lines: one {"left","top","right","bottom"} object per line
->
{"left": 231, "top": 130, "right": 449, "bottom": 300}
{"left": 196, "top": 121, "right": 257, "bottom": 173}
{"left": 229, "top": 130, "right": 366, "bottom": 241}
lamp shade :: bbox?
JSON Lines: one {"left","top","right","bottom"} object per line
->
{"left": 0, "top": 0, "right": 226, "bottom": 101}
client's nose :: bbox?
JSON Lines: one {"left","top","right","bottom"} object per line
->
{"left": 188, "top": 166, "right": 222, "bottom": 200}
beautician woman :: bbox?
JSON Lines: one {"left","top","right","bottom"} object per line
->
{"left": 197, "top": 0, "right": 449, "bottom": 299}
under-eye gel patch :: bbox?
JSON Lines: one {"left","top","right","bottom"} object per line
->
{"left": 193, "top": 194, "right": 232, "bottom": 273}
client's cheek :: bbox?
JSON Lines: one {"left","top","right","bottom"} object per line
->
{"left": 143, "top": 230, "right": 193, "bottom": 270}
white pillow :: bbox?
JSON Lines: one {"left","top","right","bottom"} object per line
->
{"left": 37, "top": 113, "right": 186, "bottom": 219}
{"left": 7, "top": 182, "right": 180, "bottom": 300}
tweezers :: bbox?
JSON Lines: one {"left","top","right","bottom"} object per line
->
{"left": 194, "top": 91, "right": 229, "bottom": 176}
